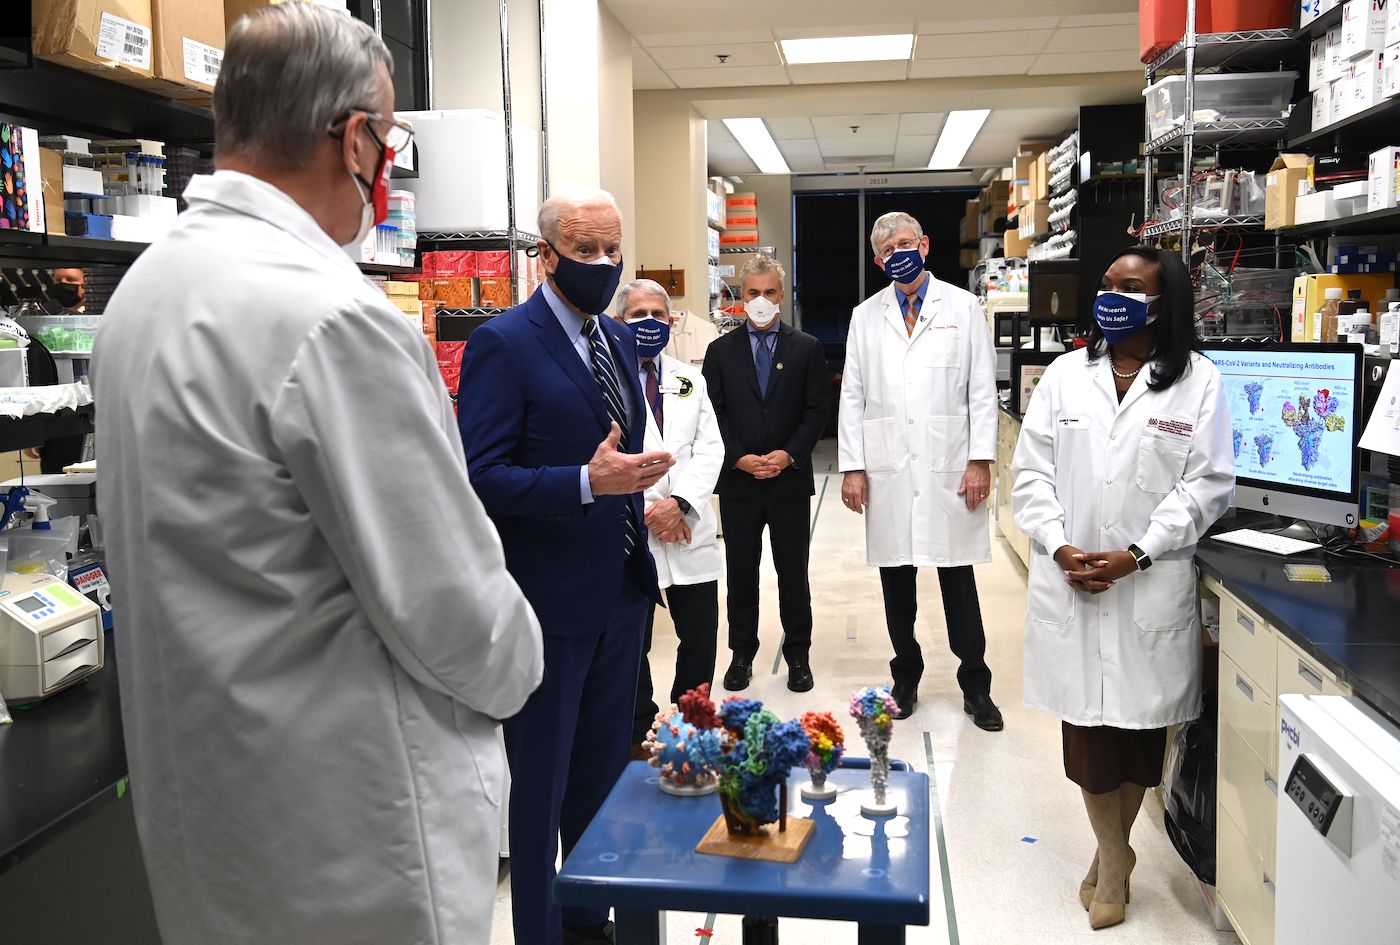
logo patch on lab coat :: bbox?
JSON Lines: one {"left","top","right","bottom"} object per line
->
{"left": 1146, "top": 416, "right": 1194, "bottom": 439}
{"left": 677, "top": 375, "right": 694, "bottom": 398}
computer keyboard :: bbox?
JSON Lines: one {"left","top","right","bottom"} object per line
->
{"left": 1210, "top": 528, "right": 1322, "bottom": 556}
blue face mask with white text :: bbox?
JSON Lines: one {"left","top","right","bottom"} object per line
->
{"left": 883, "top": 247, "right": 924, "bottom": 284}
{"left": 626, "top": 317, "right": 671, "bottom": 360}
{"left": 1093, "top": 291, "right": 1160, "bottom": 343}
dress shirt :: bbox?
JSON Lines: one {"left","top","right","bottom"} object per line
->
{"left": 541, "top": 281, "right": 636, "bottom": 504}
{"left": 896, "top": 271, "right": 931, "bottom": 321}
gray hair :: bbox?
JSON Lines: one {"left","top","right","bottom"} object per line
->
{"left": 538, "top": 187, "right": 622, "bottom": 244}
{"left": 615, "top": 279, "right": 671, "bottom": 318}
{"left": 740, "top": 254, "right": 786, "bottom": 286}
{"left": 214, "top": 4, "right": 392, "bottom": 168}
{"left": 869, "top": 211, "right": 924, "bottom": 253}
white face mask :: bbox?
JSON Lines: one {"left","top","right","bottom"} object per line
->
{"left": 339, "top": 171, "right": 376, "bottom": 257}
{"left": 745, "top": 296, "right": 780, "bottom": 329}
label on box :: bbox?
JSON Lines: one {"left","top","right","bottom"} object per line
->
{"left": 1311, "top": 36, "right": 1329, "bottom": 89}
{"left": 96, "top": 12, "right": 152, "bottom": 70}
{"left": 183, "top": 37, "right": 223, "bottom": 87}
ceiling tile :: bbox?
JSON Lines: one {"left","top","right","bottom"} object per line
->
{"left": 914, "top": 29, "right": 1053, "bottom": 59}
{"left": 786, "top": 61, "right": 909, "bottom": 85}
{"left": 706, "top": 140, "right": 752, "bottom": 161}
{"left": 637, "top": 29, "right": 775, "bottom": 47}
{"left": 764, "top": 116, "right": 816, "bottom": 140}
{"left": 1041, "top": 24, "right": 1139, "bottom": 53}
{"left": 909, "top": 55, "right": 1037, "bottom": 78}
{"left": 1057, "top": 12, "right": 1138, "bottom": 28}
{"left": 893, "top": 133, "right": 938, "bottom": 167}
{"left": 663, "top": 64, "right": 790, "bottom": 88}
{"left": 1029, "top": 48, "right": 1143, "bottom": 74}
{"left": 825, "top": 159, "right": 895, "bottom": 171}
{"left": 632, "top": 47, "right": 659, "bottom": 71}
{"left": 810, "top": 113, "right": 901, "bottom": 137}
{"left": 897, "top": 112, "right": 945, "bottom": 135}
{"left": 777, "top": 139, "right": 824, "bottom": 160}
{"left": 819, "top": 136, "right": 897, "bottom": 159}
{"left": 773, "top": 22, "right": 916, "bottom": 41}
{"left": 916, "top": 16, "right": 1060, "bottom": 32}
{"left": 632, "top": 70, "right": 676, "bottom": 90}
{"left": 786, "top": 155, "right": 828, "bottom": 173}
{"left": 648, "top": 42, "right": 782, "bottom": 70}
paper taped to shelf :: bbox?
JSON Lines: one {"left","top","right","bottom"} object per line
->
{"left": 0, "top": 384, "right": 93, "bottom": 419}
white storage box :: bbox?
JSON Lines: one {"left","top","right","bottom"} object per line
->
{"left": 1340, "top": 0, "right": 1389, "bottom": 61}
{"left": 1295, "top": 190, "right": 1342, "bottom": 225}
{"left": 1369, "top": 147, "right": 1400, "bottom": 212}
{"left": 1384, "top": 42, "right": 1400, "bottom": 98}
{"left": 1143, "top": 72, "right": 1298, "bottom": 141}
{"left": 61, "top": 165, "right": 104, "bottom": 197}
{"left": 1390, "top": 0, "right": 1400, "bottom": 46}
{"left": 397, "top": 109, "right": 540, "bottom": 235}
{"left": 1311, "top": 36, "right": 1329, "bottom": 90}
{"left": 1350, "top": 50, "right": 1386, "bottom": 111}
{"left": 1313, "top": 83, "right": 1334, "bottom": 130}
{"left": 1326, "top": 26, "right": 1347, "bottom": 81}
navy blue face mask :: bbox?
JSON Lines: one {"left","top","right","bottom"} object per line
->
{"left": 626, "top": 317, "right": 671, "bottom": 360}
{"left": 1094, "top": 291, "right": 1160, "bottom": 343}
{"left": 883, "top": 247, "right": 925, "bottom": 284}
{"left": 548, "top": 242, "right": 624, "bottom": 315}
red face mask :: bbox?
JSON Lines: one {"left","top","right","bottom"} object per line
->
{"left": 370, "top": 145, "right": 395, "bottom": 226}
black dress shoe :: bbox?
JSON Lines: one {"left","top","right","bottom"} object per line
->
{"left": 723, "top": 658, "right": 753, "bottom": 691}
{"left": 787, "top": 662, "right": 814, "bottom": 692}
{"left": 890, "top": 684, "right": 917, "bottom": 720}
{"left": 563, "top": 921, "right": 615, "bottom": 945}
{"left": 964, "top": 693, "right": 1004, "bottom": 732}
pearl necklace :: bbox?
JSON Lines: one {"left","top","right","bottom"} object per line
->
{"left": 1110, "top": 356, "right": 1142, "bottom": 379}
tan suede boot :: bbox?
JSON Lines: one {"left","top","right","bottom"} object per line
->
{"left": 1081, "top": 788, "right": 1131, "bottom": 930}
{"left": 1079, "top": 783, "right": 1145, "bottom": 910}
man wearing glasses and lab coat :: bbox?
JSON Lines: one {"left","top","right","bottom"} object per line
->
{"left": 838, "top": 211, "right": 1003, "bottom": 731}
{"left": 93, "top": 7, "right": 543, "bottom": 945}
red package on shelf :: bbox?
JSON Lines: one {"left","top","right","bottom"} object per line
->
{"left": 422, "top": 250, "right": 479, "bottom": 277}
{"left": 436, "top": 341, "right": 466, "bottom": 404}
{"left": 475, "top": 251, "right": 511, "bottom": 277}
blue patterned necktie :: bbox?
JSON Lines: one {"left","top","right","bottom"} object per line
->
{"left": 582, "top": 318, "right": 637, "bottom": 552}
{"left": 754, "top": 330, "right": 774, "bottom": 399}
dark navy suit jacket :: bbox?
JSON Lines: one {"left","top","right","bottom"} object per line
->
{"left": 457, "top": 288, "right": 661, "bottom": 636}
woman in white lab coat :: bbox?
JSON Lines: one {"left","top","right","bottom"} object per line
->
{"left": 1012, "top": 247, "right": 1234, "bottom": 930}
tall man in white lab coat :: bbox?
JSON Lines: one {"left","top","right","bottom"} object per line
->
{"left": 838, "top": 211, "right": 1003, "bottom": 731}
{"left": 613, "top": 280, "right": 726, "bottom": 750}
{"left": 92, "top": 7, "right": 544, "bottom": 945}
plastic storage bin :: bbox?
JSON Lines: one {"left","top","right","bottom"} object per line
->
{"left": 1140, "top": 0, "right": 1213, "bottom": 63}
{"left": 16, "top": 313, "right": 101, "bottom": 354}
{"left": 1210, "top": 0, "right": 1290, "bottom": 31}
{"left": 1144, "top": 71, "right": 1298, "bottom": 141}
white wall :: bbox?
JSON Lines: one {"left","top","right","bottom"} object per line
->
{"left": 740, "top": 174, "right": 795, "bottom": 325}
{"left": 633, "top": 94, "right": 709, "bottom": 318}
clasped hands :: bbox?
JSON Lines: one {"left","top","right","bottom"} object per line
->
{"left": 736, "top": 450, "right": 793, "bottom": 480}
{"left": 1055, "top": 545, "right": 1140, "bottom": 596}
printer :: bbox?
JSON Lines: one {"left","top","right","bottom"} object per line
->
{"left": 0, "top": 571, "right": 103, "bottom": 703}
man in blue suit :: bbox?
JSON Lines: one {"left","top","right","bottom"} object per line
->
{"left": 457, "top": 188, "right": 674, "bottom": 945}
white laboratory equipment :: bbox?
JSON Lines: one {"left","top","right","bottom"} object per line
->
{"left": 0, "top": 571, "right": 103, "bottom": 703}
{"left": 1275, "top": 693, "right": 1400, "bottom": 945}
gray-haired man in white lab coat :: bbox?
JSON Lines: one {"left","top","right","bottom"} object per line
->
{"left": 92, "top": 7, "right": 543, "bottom": 945}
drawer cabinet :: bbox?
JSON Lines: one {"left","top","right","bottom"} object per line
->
{"left": 1219, "top": 720, "right": 1279, "bottom": 876}
{"left": 1220, "top": 651, "right": 1276, "bottom": 776}
{"left": 1217, "top": 805, "right": 1276, "bottom": 945}
{"left": 1218, "top": 594, "right": 1276, "bottom": 698}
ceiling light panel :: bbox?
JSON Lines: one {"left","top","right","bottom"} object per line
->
{"left": 780, "top": 33, "right": 914, "bottom": 64}
{"left": 927, "top": 109, "right": 990, "bottom": 169}
{"left": 722, "top": 118, "right": 791, "bottom": 174}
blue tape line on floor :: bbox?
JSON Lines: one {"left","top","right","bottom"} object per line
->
{"left": 924, "top": 730, "right": 961, "bottom": 945}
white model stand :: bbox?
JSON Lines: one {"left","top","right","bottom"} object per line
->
{"left": 660, "top": 777, "right": 718, "bottom": 797}
{"left": 860, "top": 796, "right": 899, "bottom": 817}
{"left": 801, "top": 780, "right": 838, "bottom": 802}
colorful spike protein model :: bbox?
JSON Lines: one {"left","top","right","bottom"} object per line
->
{"left": 1281, "top": 392, "right": 1343, "bottom": 472}
{"left": 851, "top": 687, "right": 901, "bottom": 815}
{"left": 1243, "top": 381, "right": 1264, "bottom": 415}
{"left": 644, "top": 684, "right": 728, "bottom": 796}
{"left": 1232, "top": 428, "right": 1244, "bottom": 460}
{"left": 715, "top": 698, "right": 811, "bottom": 834}
{"left": 798, "top": 711, "right": 846, "bottom": 801}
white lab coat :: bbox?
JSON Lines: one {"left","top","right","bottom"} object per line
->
{"left": 663, "top": 310, "right": 720, "bottom": 369}
{"left": 838, "top": 276, "right": 999, "bottom": 567}
{"left": 641, "top": 353, "right": 724, "bottom": 587}
{"left": 1011, "top": 349, "right": 1235, "bottom": 728}
{"left": 92, "top": 171, "right": 543, "bottom": 945}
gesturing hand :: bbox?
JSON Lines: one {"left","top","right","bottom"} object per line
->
{"left": 842, "top": 471, "right": 868, "bottom": 514}
{"left": 1054, "top": 544, "right": 1116, "bottom": 596}
{"left": 587, "top": 422, "right": 675, "bottom": 496}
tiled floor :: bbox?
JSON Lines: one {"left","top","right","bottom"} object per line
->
{"left": 490, "top": 440, "right": 1238, "bottom": 944}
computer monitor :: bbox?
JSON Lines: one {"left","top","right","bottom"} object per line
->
{"left": 1199, "top": 342, "right": 1364, "bottom": 527}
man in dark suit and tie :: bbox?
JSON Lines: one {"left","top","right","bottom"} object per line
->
{"left": 703, "top": 255, "right": 831, "bottom": 694}
{"left": 456, "top": 188, "right": 674, "bottom": 945}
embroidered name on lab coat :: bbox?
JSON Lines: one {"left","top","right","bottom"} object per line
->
{"left": 1057, "top": 415, "right": 1087, "bottom": 428}
{"left": 1147, "top": 417, "right": 1194, "bottom": 439}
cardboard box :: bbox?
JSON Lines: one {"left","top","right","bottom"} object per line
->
{"left": 1295, "top": 190, "right": 1342, "bottom": 225}
{"left": 1311, "top": 36, "right": 1329, "bottom": 90}
{"left": 428, "top": 277, "right": 476, "bottom": 308}
{"left": 1370, "top": 146, "right": 1400, "bottom": 212}
{"left": 1266, "top": 154, "right": 1312, "bottom": 229}
{"left": 33, "top": 0, "right": 155, "bottom": 79}
{"left": 960, "top": 198, "right": 980, "bottom": 243}
{"left": 39, "top": 148, "right": 66, "bottom": 236}
{"left": 725, "top": 192, "right": 757, "bottom": 211}
{"left": 1004, "top": 229, "right": 1033, "bottom": 258}
{"left": 1384, "top": 42, "right": 1400, "bottom": 98}
{"left": 1291, "top": 272, "right": 1397, "bottom": 341}
{"left": 150, "top": 0, "right": 224, "bottom": 94}
{"left": 1313, "top": 83, "right": 1333, "bottom": 130}
{"left": 1327, "top": 26, "right": 1347, "bottom": 81}
{"left": 1019, "top": 200, "right": 1051, "bottom": 238}
{"left": 477, "top": 276, "right": 512, "bottom": 309}
{"left": 1350, "top": 50, "right": 1385, "bottom": 111}
{"left": 959, "top": 248, "right": 979, "bottom": 269}
{"left": 1035, "top": 152, "right": 1050, "bottom": 201}
{"left": 726, "top": 210, "right": 759, "bottom": 228}
{"left": 979, "top": 180, "right": 1010, "bottom": 214}
{"left": 720, "top": 229, "right": 759, "bottom": 249}
{"left": 1340, "top": 0, "right": 1388, "bottom": 61}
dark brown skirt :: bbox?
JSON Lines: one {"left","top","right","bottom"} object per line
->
{"left": 1062, "top": 722, "right": 1169, "bottom": 793}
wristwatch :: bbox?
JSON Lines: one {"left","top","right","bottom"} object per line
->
{"left": 1127, "top": 544, "right": 1152, "bottom": 571}
{"left": 673, "top": 496, "right": 693, "bottom": 515}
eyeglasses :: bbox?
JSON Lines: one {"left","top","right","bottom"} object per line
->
{"left": 332, "top": 110, "right": 414, "bottom": 153}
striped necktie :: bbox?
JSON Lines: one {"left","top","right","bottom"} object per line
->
{"left": 582, "top": 318, "right": 638, "bottom": 552}
{"left": 903, "top": 290, "right": 921, "bottom": 337}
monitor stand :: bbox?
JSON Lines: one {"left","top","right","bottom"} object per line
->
{"left": 1214, "top": 507, "right": 1324, "bottom": 541}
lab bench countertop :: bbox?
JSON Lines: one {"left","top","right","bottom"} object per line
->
{"left": 1195, "top": 540, "right": 1400, "bottom": 725}
{"left": 0, "top": 631, "right": 126, "bottom": 873}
